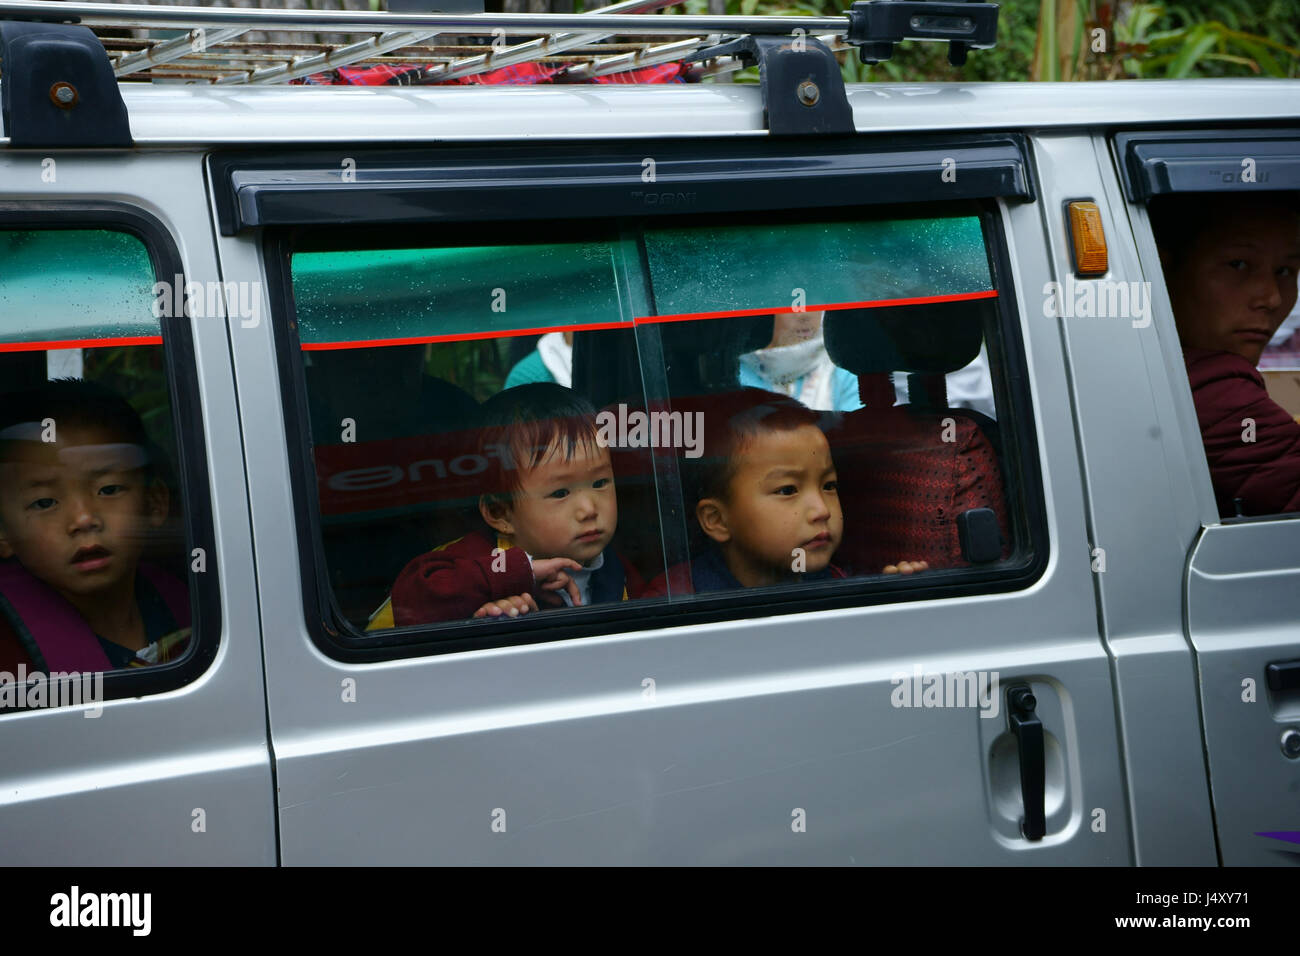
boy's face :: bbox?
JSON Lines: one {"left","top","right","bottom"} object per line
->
{"left": 482, "top": 438, "right": 617, "bottom": 565}
{"left": 1166, "top": 205, "right": 1300, "bottom": 365}
{"left": 698, "top": 423, "right": 842, "bottom": 586}
{"left": 0, "top": 425, "right": 168, "bottom": 601}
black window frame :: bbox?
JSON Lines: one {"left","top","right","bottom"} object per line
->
{"left": 1113, "top": 126, "right": 1300, "bottom": 203}
{"left": 258, "top": 144, "right": 1050, "bottom": 664}
{"left": 211, "top": 132, "right": 1035, "bottom": 236}
{"left": 0, "top": 201, "right": 222, "bottom": 705}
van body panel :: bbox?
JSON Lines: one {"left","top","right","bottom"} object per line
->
{"left": 215, "top": 137, "right": 1136, "bottom": 863}
{"left": 1107, "top": 125, "right": 1300, "bottom": 865}
{"left": 3, "top": 65, "right": 1295, "bottom": 864}
{"left": 1187, "top": 520, "right": 1300, "bottom": 866}
{"left": 1023, "top": 133, "right": 1219, "bottom": 863}
{"left": 23, "top": 80, "right": 1291, "bottom": 146}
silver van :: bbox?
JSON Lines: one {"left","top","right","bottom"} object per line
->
{"left": 1, "top": 0, "right": 1298, "bottom": 866}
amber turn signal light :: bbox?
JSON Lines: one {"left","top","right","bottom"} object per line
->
{"left": 1067, "top": 201, "right": 1108, "bottom": 275}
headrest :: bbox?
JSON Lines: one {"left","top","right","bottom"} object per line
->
{"left": 823, "top": 299, "right": 990, "bottom": 375}
{"left": 304, "top": 345, "right": 477, "bottom": 442}
{"left": 657, "top": 314, "right": 773, "bottom": 393}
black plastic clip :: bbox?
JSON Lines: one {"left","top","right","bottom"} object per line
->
{"left": 687, "top": 35, "right": 853, "bottom": 136}
{"left": 957, "top": 507, "right": 1003, "bottom": 563}
{"left": 847, "top": 0, "right": 999, "bottom": 67}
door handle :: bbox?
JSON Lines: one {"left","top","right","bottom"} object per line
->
{"left": 1007, "top": 684, "right": 1045, "bottom": 841}
{"left": 1266, "top": 660, "right": 1300, "bottom": 692}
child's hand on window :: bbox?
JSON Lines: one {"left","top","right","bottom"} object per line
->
{"left": 882, "top": 560, "right": 930, "bottom": 575}
{"left": 474, "top": 594, "right": 539, "bottom": 618}
{"left": 531, "top": 557, "right": 584, "bottom": 606}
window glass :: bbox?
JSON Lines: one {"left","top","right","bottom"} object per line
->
{"left": 290, "top": 234, "right": 652, "bottom": 630}
{"left": 0, "top": 229, "right": 195, "bottom": 692}
{"left": 0, "top": 230, "right": 160, "bottom": 342}
{"left": 1260, "top": 302, "right": 1300, "bottom": 426}
{"left": 642, "top": 216, "right": 991, "bottom": 316}
{"left": 641, "top": 210, "right": 1011, "bottom": 595}
{"left": 290, "top": 208, "right": 1025, "bottom": 639}
{"left": 292, "top": 241, "right": 627, "bottom": 348}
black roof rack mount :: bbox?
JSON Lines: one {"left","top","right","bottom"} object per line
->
{"left": 688, "top": 34, "right": 854, "bottom": 135}
{"left": 0, "top": 19, "right": 132, "bottom": 147}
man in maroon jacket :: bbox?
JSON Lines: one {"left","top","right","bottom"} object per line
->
{"left": 1152, "top": 192, "right": 1300, "bottom": 517}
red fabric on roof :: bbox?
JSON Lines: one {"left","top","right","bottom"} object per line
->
{"left": 295, "top": 60, "right": 690, "bottom": 85}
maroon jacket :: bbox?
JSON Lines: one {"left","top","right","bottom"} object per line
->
{"left": 1183, "top": 348, "right": 1300, "bottom": 517}
{"left": 388, "top": 532, "right": 535, "bottom": 626}
{"left": 385, "top": 531, "right": 642, "bottom": 627}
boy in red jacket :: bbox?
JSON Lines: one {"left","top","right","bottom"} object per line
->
{"left": 1152, "top": 192, "right": 1300, "bottom": 517}
{"left": 369, "top": 383, "right": 639, "bottom": 628}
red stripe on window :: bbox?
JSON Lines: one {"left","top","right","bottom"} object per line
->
{"left": 300, "top": 321, "right": 628, "bottom": 351}
{"left": 0, "top": 336, "right": 163, "bottom": 353}
{"left": 297, "top": 289, "right": 999, "bottom": 350}
{"left": 639, "top": 290, "right": 1000, "bottom": 325}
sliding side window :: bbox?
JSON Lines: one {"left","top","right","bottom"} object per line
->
{"left": 289, "top": 229, "right": 661, "bottom": 633}
{"left": 0, "top": 225, "right": 209, "bottom": 707}
{"left": 283, "top": 205, "right": 1036, "bottom": 649}
{"left": 639, "top": 207, "right": 1018, "bottom": 596}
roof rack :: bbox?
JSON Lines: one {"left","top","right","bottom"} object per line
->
{"left": 0, "top": 1, "right": 997, "bottom": 84}
{"left": 0, "top": 1, "right": 998, "bottom": 144}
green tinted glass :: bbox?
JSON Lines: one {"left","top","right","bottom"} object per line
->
{"left": 292, "top": 241, "right": 625, "bottom": 345}
{"left": 0, "top": 230, "right": 157, "bottom": 343}
{"left": 643, "top": 216, "right": 990, "bottom": 316}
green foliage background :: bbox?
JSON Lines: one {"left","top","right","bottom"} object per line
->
{"left": 668, "top": 0, "right": 1300, "bottom": 82}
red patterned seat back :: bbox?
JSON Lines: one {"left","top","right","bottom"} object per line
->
{"left": 826, "top": 374, "right": 1009, "bottom": 573}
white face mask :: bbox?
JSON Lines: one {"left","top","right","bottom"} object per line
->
{"left": 536, "top": 331, "right": 573, "bottom": 388}
{"left": 741, "top": 332, "right": 828, "bottom": 385}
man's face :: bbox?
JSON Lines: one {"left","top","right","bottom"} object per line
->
{"left": 702, "top": 424, "right": 843, "bottom": 586}
{"left": 0, "top": 425, "right": 168, "bottom": 601}
{"left": 486, "top": 438, "right": 617, "bottom": 564}
{"left": 1166, "top": 206, "right": 1300, "bottom": 365}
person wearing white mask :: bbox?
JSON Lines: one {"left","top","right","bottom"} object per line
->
{"left": 738, "top": 312, "right": 863, "bottom": 412}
